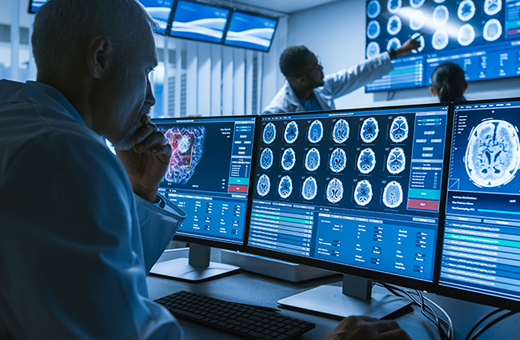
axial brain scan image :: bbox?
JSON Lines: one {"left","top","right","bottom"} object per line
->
{"left": 361, "top": 117, "right": 379, "bottom": 143}
{"left": 382, "top": 181, "right": 403, "bottom": 208}
{"left": 484, "top": 0, "right": 502, "bottom": 16}
{"left": 409, "top": 10, "right": 425, "bottom": 31}
{"left": 458, "top": 24, "right": 476, "bottom": 46}
{"left": 263, "top": 123, "right": 276, "bottom": 144}
{"left": 308, "top": 120, "right": 324, "bottom": 143}
{"left": 387, "top": 15, "right": 402, "bottom": 35}
{"left": 433, "top": 5, "right": 449, "bottom": 26}
{"left": 333, "top": 119, "right": 350, "bottom": 144}
{"left": 357, "top": 148, "right": 376, "bottom": 174}
{"left": 387, "top": 147, "right": 406, "bottom": 174}
{"left": 410, "top": 0, "right": 425, "bottom": 8}
{"left": 281, "top": 148, "right": 296, "bottom": 171}
{"left": 326, "top": 178, "right": 344, "bottom": 203}
{"left": 302, "top": 177, "right": 318, "bottom": 200}
{"left": 367, "top": 20, "right": 381, "bottom": 40}
{"left": 284, "top": 121, "right": 299, "bottom": 144}
{"left": 458, "top": 0, "right": 476, "bottom": 22}
{"left": 411, "top": 32, "right": 425, "bottom": 53}
{"left": 257, "top": 174, "right": 270, "bottom": 196}
{"left": 390, "top": 116, "right": 409, "bottom": 143}
{"left": 305, "top": 148, "right": 321, "bottom": 172}
{"left": 387, "top": 0, "right": 402, "bottom": 13}
{"left": 260, "top": 148, "right": 274, "bottom": 170}
{"left": 354, "top": 179, "right": 373, "bottom": 206}
{"left": 387, "top": 37, "right": 402, "bottom": 53}
{"left": 164, "top": 126, "right": 205, "bottom": 184}
{"left": 278, "top": 175, "right": 293, "bottom": 198}
{"left": 330, "top": 148, "right": 347, "bottom": 173}
{"left": 367, "top": 41, "right": 381, "bottom": 59}
{"left": 465, "top": 119, "right": 520, "bottom": 187}
{"left": 484, "top": 19, "right": 502, "bottom": 42}
{"left": 432, "top": 29, "right": 449, "bottom": 50}
{"left": 367, "top": 0, "right": 381, "bottom": 18}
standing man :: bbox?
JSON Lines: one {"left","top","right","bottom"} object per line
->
{"left": 263, "top": 37, "right": 421, "bottom": 114}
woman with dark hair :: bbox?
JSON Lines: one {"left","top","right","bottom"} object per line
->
{"left": 430, "top": 61, "right": 468, "bottom": 102}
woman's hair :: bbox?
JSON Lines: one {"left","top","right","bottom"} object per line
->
{"left": 431, "top": 62, "right": 467, "bottom": 102}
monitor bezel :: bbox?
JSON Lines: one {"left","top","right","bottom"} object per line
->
{"left": 245, "top": 102, "right": 454, "bottom": 292}
{"left": 153, "top": 114, "right": 258, "bottom": 252}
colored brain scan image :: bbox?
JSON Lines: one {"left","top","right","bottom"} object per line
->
{"left": 278, "top": 175, "right": 293, "bottom": 199}
{"left": 433, "top": 5, "right": 449, "bottom": 26}
{"left": 387, "top": 37, "right": 402, "bottom": 52}
{"left": 281, "top": 148, "right": 296, "bottom": 171}
{"left": 410, "top": 10, "right": 425, "bottom": 31}
{"left": 367, "top": 20, "right": 381, "bottom": 40}
{"left": 390, "top": 116, "right": 409, "bottom": 143}
{"left": 308, "top": 120, "right": 324, "bottom": 143}
{"left": 387, "top": 0, "right": 402, "bottom": 13}
{"left": 333, "top": 119, "right": 350, "bottom": 144}
{"left": 434, "top": 0, "right": 446, "bottom": 3}
{"left": 458, "top": 0, "right": 476, "bottom": 22}
{"left": 432, "top": 29, "right": 449, "bottom": 50}
{"left": 284, "top": 121, "right": 299, "bottom": 144}
{"left": 357, "top": 148, "right": 376, "bottom": 174}
{"left": 361, "top": 117, "right": 379, "bottom": 143}
{"left": 387, "top": 15, "right": 402, "bottom": 36}
{"left": 483, "top": 19, "right": 502, "bottom": 42}
{"left": 367, "top": 41, "right": 381, "bottom": 59}
{"left": 387, "top": 147, "right": 406, "bottom": 175}
{"left": 260, "top": 148, "right": 274, "bottom": 170}
{"left": 367, "top": 0, "right": 381, "bottom": 19}
{"left": 410, "top": 0, "right": 425, "bottom": 8}
{"left": 354, "top": 179, "right": 373, "bottom": 206}
{"left": 465, "top": 120, "right": 520, "bottom": 188}
{"left": 326, "top": 178, "right": 344, "bottom": 204}
{"left": 164, "top": 126, "right": 204, "bottom": 184}
{"left": 411, "top": 32, "right": 425, "bottom": 53}
{"left": 329, "top": 148, "right": 347, "bottom": 173}
{"left": 263, "top": 122, "right": 276, "bottom": 144}
{"left": 484, "top": 0, "right": 502, "bottom": 16}
{"left": 257, "top": 174, "right": 270, "bottom": 196}
{"left": 305, "top": 148, "right": 321, "bottom": 172}
{"left": 302, "top": 177, "right": 318, "bottom": 200}
{"left": 383, "top": 181, "right": 403, "bottom": 208}
{"left": 458, "top": 24, "right": 475, "bottom": 46}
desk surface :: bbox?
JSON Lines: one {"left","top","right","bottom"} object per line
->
{"left": 147, "top": 269, "right": 519, "bottom": 340}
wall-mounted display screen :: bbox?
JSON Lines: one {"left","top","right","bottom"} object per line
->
{"left": 28, "top": 0, "right": 47, "bottom": 13}
{"left": 169, "top": 0, "right": 231, "bottom": 43}
{"left": 365, "top": 0, "right": 520, "bottom": 92}
{"left": 223, "top": 10, "right": 278, "bottom": 52}
{"left": 138, "top": 0, "right": 174, "bottom": 34}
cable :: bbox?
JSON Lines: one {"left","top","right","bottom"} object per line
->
{"left": 464, "top": 308, "right": 504, "bottom": 340}
{"left": 467, "top": 310, "right": 518, "bottom": 340}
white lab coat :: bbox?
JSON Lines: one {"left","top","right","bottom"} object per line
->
{"left": 0, "top": 80, "right": 186, "bottom": 339}
{"left": 262, "top": 52, "right": 394, "bottom": 114}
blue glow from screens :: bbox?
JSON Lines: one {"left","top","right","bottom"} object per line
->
{"left": 169, "top": 0, "right": 230, "bottom": 43}
{"left": 29, "top": 0, "right": 47, "bottom": 13}
{"left": 138, "top": 0, "right": 174, "bottom": 34}
{"left": 224, "top": 11, "right": 277, "bottom": 52}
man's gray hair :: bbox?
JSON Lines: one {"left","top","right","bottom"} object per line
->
{"left": 32, "top": 0, "right": 155, "bottom": 75}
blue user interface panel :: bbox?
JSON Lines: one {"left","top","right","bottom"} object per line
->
{"left": 169, "top": 0, "right": 230, "bottom": 43}
{"left": 28, "top": 0, "right": 47, "bottom": 13}
{"left": 365, "top": 0, "right": 520, "bottom": 92}
{"left": 439, "top": 100, "right": 520, "bottom": 306}
{"left": 223, "top": 11, "right": 278, "bottom": 52}
{"left": 138, "top": 0, "right": 174, "bottom": 34}
{"left": 155, "top": 116, "right": 256, "bottom": 245}
{"left": 250, "top": 105, "right": 450, "bottom": 283}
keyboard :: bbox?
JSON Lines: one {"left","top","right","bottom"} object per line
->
{"left": 155, "top": 290, "right": 315, "bottom": 340}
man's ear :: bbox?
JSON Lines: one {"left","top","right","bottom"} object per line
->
{"left": 86, "top": 35, "right": 112, "bottom": 79}
{"left": 430, "top": 86, "right": 437, "bottom": 96}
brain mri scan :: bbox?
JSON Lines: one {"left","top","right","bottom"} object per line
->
{"left": 367, "top": 41, "right": 381, "bottom": 59}
{"left": 281, "top": 148, "right": 296, "bottom": 171}
{"left": 387, "top": 147, "right": 406, "bottom": 175}
{"left": 278, "top": 175, "right": 293, "bottom": 198}
{"left": 164, "top": 126, "right": 205, "bottom": 184}
{"left": 432, "top": 29, "right": 449, "bottom": 50}
{"left": 361, "top": 117, "right": 379, "bottom": 143}
{"left": 483, "top": 19, "right": 502, "bottom": 42}
{"left": 434, "top": 0, "right": 446, "bottom": 3}
{"left": 458, "top": 24, "right": 476, "bottom": 46}
{"left": 326, "top": 178, "right": 344, "bottom": 204}
{"left": 433, "top": 5, "right": 449, "bottom": 26}
{"left": 357, "top": 148, "right": 376, "bottom": 174}
{"left": 367, "top": 0, "right": 381, "bottom": 19}
{"left": 284, "top": 121, "right": 299, "bottom": 144}
{"left": 387, "top": 0, "right": 402, "bottom": 14}
{"left": 302, "top": 177, "right": 318, "bottom": 200}
{"left": 333, "top": 119, "right": 350, "bottom": 144}
{"left": 390, "top": 116, "right": 409, "bottom": 143}
{"left": 409, "top": 10, "right": 425, "bottom": 31}
{"left": 329, "top": 148, "right": 347, "bottom": 173}
{"left": 411, "top": 32, "right": 425, "bottom": 53}
{"left": 305, "top": 148, "right": 321, "bottom": 172}
{"left": 484, "top": 0, "right": 502, "bottom": 16}
{"left": 257, "top": 174, "right": 271, "bottom": 196}
{"left": 458, "top": 0, "right": 476, "bottom": 22}
{"left": 354, "top": 179, "right": 373, "bottom": 206}
{"left": 387, "top": 15, "right": 402, "bottom": 36}
{"left": 383, "top": 181, "right": 403, "bottom": 208}
{"left": 260, "top": 148, "right": 274, "bottom": 170}
{"left": 367, "top": 20, "right": 381, "bottom": 40}
{"left": 263, "top": 123, "right": 276, "bottom": 144}
{"left": 410, "top": 0, "right": 425, "bottom": 8}
{"left": 308, "top": 120, "right": 324, "bottom": 143}
{"left": 465, "top": 119, "right": 520, "bottom": 187}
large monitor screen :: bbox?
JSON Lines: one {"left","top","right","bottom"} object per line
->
{"left": 365, "top": 0, "right": 520, "bottom": 92}
{"left": 223, "top": 10, "right": 278, "bottom": 52}
{"left": 438, "top": 98, "right": 520, "bottom": 311}
{"left": 138, "top": 0, "right": 174, "bottom": 34}
{"left": 154, "top": 116, "right": 256, "bottom": 248}
{"left": 28, "top": 0, "right": 47, "bottom": 13}
{"left": 248, "top": 104, "right": 451, "bottom": 290}
{"left": 168, "top": 0, "right": 231, "bottom": 43}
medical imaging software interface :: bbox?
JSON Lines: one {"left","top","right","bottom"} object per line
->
{"left": 250, "top": 105, "right": 449, "bottom": 283}
{"left": 155, "top": 117, "right": 256, "bottom": 244}
{"left": 440, "top": 100, "right": 520, "bottom": 303}
{"left": 365, "top": 0, "right": 520, "bottom": 92}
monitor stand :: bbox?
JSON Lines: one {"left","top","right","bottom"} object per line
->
{"left": 278, "top": 274, "right": 412, "bottom": 320}
{"left": 150, "top": 243, "right": 240, "bottom": 282}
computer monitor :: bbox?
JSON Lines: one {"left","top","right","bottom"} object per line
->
{"left": 223, "top": 10, "right": 278, "bottom": 52}
{"left": 168, "top": 0, "right": 231, "bottom": 44}
{"left": 28, "top": 0, "right": 47, "bottom": 13}
{"left": 437, "top": 98, "right": 520, "bottom": 312}
{"left": 138, "top": 0, "right": 175, "bottom": 35}
{"left": 150, "top": 115, "right": 257, "bottom": 281}
{"left": 248, "top": 104, "right": 452, "bottom": 317}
